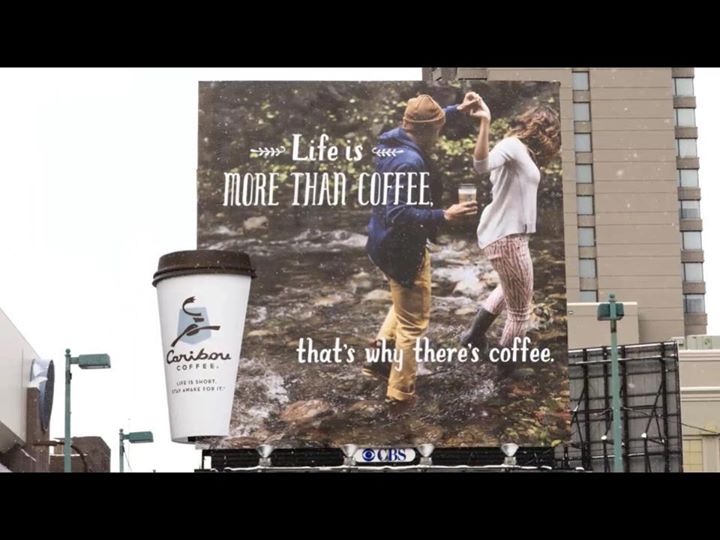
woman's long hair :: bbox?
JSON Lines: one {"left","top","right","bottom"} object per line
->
{"left": 506, "top": 104, "right": 561, "bottom": 168}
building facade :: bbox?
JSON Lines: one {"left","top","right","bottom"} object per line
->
{"left": 424, "top": 68, "right": 707, "bottom": 344}
{"left": 0, "top": 307, "right": 110, "bottom": 473}
{"left": 0, "top": 306, "right": 49, "bottom": 471}
{"left": 678, "top": 336, "right": 720, "bottom": 472}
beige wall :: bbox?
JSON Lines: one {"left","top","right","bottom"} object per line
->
{"left": 0, "top": 308, "right": 38, "bottom": 451}
{"left": 679, "top": 348, "right": 720, "bottom": 472}
{"left": 589, "top": 68, "right": 684, "bottom": 343}
{"left": 567, "top": 302, "right": 639, "bottom": 349}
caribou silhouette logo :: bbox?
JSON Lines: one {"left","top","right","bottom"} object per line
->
{"left": 172, "top": 296, "right": 221, "bottom": 347}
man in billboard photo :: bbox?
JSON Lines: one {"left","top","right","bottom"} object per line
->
{"left": 460, "top": 99, "right": 561, "bottom": 364}
{"left": 365, "top": 93, "right": 480, "bottom": 406}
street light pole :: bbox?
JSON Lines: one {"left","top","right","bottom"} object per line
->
{"left": 118, "top": 429, "right": 154, "bottom": 472}
{"left": 608, "top": 293, "right": 623, "bottom": 473}
{"left": 119, "top": 428, "right": 125, "bottom": 473}
{"left": 597, "top": 293, "right": 625, "bottom": 473}
{"left": 64, "top": 348, "right": 72, "bottom": 473}
{"left": 62, "top": 349, "right": 111, "bottom": 473}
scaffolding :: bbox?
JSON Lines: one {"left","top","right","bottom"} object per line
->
{"left": 559, "top": 341, "right": 683, "bottom": 472}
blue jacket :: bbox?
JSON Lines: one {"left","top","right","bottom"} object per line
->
{"left": 366, "top": 105, "right": 458, "bottom": 288}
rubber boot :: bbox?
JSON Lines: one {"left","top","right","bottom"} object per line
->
{"left": 459, "top": 307, "right": 498, "bottom": 351}
{"left": 362, "top": 339, "right": 395, "bottom": 381}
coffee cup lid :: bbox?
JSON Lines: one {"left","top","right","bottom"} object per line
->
{"left": 152, "top": 250, "right": 256, "bottom": 287}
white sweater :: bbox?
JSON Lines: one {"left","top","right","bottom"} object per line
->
{"left": 473, "top": 136, "right": 541, "bottom": 249}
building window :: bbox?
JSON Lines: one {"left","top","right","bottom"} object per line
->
{"left": 683, "top": 439, "right": 704, "bottom": 472}
{"left": 682, "top": 231, "right": 703, "bottom": 250}
{"left": 677, "top": 138, "right": 698, "bottom": 158}
{"left": 573, "top": 72, "right": 590, "bottom": 91}
{"left": 579, "top": 290, "right": 598, "bottom": 302}
{"left": 683, "top": 263, "right": 704, "bottom": 282}
{"left": 675, "top": 108, "right": 696, "bottom": 127}
{"left": 678, "top": 169, "right": 699, "bottom": 187}
{"left": 575, "top": 133, "right": 592, "bottom": 152}
{"left": 684, "top": 294, "right": 705, "bottom": 313}
{"left": 578, "top": 227, "right": 595, "bottom": 247}
{"left": 574, "top": 103, "right": 591, "bottom": 122}
{"left": 579, "top": 259, "right": 597, "bottom": 278}
{"left": 680, "top": 200, "right": 701, "bottom": 220}
{"left": 576, "top": 164, "right": 593, "bottom": 184}
{"left": 577, "top": 195, "right": 594, "bottom": 215}
{"left": 673, "top": 77, "right": 694, "bottom": 97}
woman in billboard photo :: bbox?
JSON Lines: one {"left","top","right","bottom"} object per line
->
{"left": 460, "top": 99, "right": 561, "bottom": 356}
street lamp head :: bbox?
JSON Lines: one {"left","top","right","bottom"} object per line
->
{"left": 340, "top": 444, "right": 358, "bottom": 459}
{"left": 501, "top": 443, "right": 519, "bottom": 458}
{"left": 501, "top": 442, "right": 519, "bottom": 467}
{"left": 417, "top": 444, "right": 435, "bottom": 458}
{"left": 126, "top": 431, "right": 154, "bottom": 444}
{"left": 77, "top": 354, "right": 111, "bottom": 369}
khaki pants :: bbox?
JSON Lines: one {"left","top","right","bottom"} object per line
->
{"left": 376, "top": 250, "right": 431, "bottom": 401}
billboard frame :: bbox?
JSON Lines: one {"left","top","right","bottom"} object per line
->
{"left": 200, "top": 341, "right": 683, "bottom": 472}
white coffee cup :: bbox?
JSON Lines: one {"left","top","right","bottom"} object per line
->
{"left": 153, "top": 250, "right": 256, "bottom": 443}
{"left": 458, "top": 183, "right": 477, "bottom": 204}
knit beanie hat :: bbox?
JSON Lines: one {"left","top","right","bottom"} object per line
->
{"left": 402, "top": 94, "right": 445, "bottom": 131}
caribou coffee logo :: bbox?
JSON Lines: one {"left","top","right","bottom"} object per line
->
{"left": 173, "top": 296, "right": 220, "bottom": 346}
{"left": 166, "top": 296, "right": 231, "bottom": 369}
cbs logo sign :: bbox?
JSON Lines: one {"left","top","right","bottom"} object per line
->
{"left": 355, "top": 448, "right": 416, "bottom": 463}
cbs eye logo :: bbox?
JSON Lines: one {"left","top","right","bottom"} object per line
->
{"left": 362, "top": 449, "right": 375, "bottom": 461}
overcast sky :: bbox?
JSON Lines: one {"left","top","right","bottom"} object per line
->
{"left": 0, "top": 68, "right": 420, "bottom": 472}
{"left": 0, "top": 68, "right": 716, "bottom": 472}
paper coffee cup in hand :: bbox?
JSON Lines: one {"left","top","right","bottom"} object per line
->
{"left": 458, "top": 183, "right": 477, "bottom": 204}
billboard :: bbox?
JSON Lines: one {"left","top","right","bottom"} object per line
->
{"left": 197, "top": 81, "right": 569, "bottom": 448}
